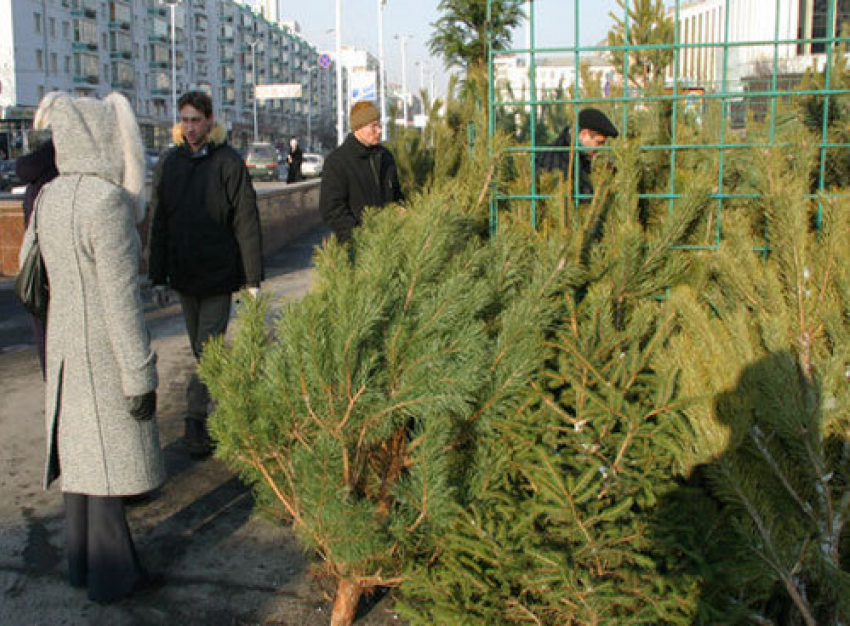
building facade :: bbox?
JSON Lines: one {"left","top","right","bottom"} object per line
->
{"left": 493, "top": 54, "right": 616, "bottom": 104}
{"left": 670, "top": 0, "right": 849, "bottom": 89}
{"left": 0, "top": 0, "right": 338, "bottom": 158}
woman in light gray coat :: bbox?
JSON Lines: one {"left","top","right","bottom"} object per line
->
{"left": 22, "top": 91, "right": 165, "bottom": 603}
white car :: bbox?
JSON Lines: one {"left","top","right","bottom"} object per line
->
{"left": 301, "top": 153, "right": 324, "bottom": 178}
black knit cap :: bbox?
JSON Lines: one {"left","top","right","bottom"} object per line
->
{"left": 578, "top": 108, "right": 619, "bottom": 138}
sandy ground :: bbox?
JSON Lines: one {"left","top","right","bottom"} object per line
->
{"left": 0, "top": 227, "right": 405, "bottom": 625}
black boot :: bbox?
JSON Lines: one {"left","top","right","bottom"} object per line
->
{"left": 184, "top": 418, "right": 213, "bottom": 458}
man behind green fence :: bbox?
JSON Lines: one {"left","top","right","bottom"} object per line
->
{"left": 536, "top": 107, "right": 619, "bottom": 203}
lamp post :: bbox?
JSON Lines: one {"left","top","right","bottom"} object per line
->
{"left": 307, "top": 66, "right": 318, "bottom": 151}
{"left": 248, "top": 39, "right": 259, "bottom": 143}
{"left": 335, "top": 0, "right": 343, "bottom": 145}
{"left": 377, "top": 0, "right": 387, "bottom": 139}
{"left": 415, "top": 60, "right": 426, "bottom": 95}
{"left": 394, "top": 33, "right": 411, "bottom": 127}
{"left": 162, "top": 0, "right": 181, "bottom": 125}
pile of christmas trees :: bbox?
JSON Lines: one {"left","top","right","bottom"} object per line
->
{"left": 201, "top": 71, "right": 849, "bottom": 624}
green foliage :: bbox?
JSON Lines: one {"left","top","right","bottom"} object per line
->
{"left": 607, "top": 0, "right": 675, "bottom": 89}
{"left": 387, "top": 76, "right": 477, "bottom": 194}
{"left": 200, "top": 177, "right": 573, "bottom": 601}
{"left": 395, "top": 134, "right": 716, "bottom": 626}
{"left": 656, "top": 129, "right": 850, "bottom": 624}
{"left": 429, "top": 0, "right": 525, "bottom": 72}
{"left": 795, "top": 36, "right": 850, "bottom": 190}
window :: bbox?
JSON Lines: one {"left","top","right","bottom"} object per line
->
{"left": 36, "top": 49, "right": 44, "bottom": 70}
{"left": 51, "top": 53, "right": 58, "bottom": 73}
{"left": 49, "top": 17, "right": 56, "bottom": 37}
{"left": 34, "top": 13, "right": 42, "bottom": 34}
{"left": 65, "top": 56, "right": 71, "bottom": 73}
{"left": 63, "top": 21, "right": 70, "bottom": 39}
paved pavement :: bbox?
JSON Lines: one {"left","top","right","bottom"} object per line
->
{"left": 0, "top": 227, "right": 402, "bottom": 625}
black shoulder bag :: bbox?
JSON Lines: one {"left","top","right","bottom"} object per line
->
{"left": 14, "top": 201, "right": 49, "bottom": 321}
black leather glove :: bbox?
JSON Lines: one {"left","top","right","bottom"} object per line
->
{"left": 127, "top": 391, "right": 157, "bottom": 421}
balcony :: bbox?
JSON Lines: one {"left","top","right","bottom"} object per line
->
{"left": 71, "top": 0, "right": 98, "bottom": 19}
{"left": 73, "top": 74, "right": 99, "bottom": 84}
{"left": 72, "top": 41, "right": 98, "bottom": 52}
{"left": 111, "top": 79, "right": 135, "bottom": 89}
{"left": 110, "top": 49, "right": 133, "bottom": 60}
{"left": 151, "top": 88, "right": 170, "bottom": 96}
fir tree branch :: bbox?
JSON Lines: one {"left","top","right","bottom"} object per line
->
{"left": 725, "top": 462, "right": 818, "bottom": 626}
{"left": 749, "top": 426, "right": 817, "bottom": 524}
{"left": 335, "top": 384, "right": 367, "bottom": 434}
{"left": 623, "top": 311, "right": 676, "bottom": 392}
{"left": 537, "top": 451, "right": 604, "bottom": 574}
{"left": 476, "top": 151, "right": 503, "bottom": 211}
{"left": 245, "top": 449, "right": 303, "bottom": 529}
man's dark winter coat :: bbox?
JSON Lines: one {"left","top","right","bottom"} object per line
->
{"left": 148, "top": 124, "right": 263, "bottom": 296}
{"left": 535, "top": 127, "right": 594, "bottom": 202}
{"left": 320, "top": 133, "right": 404, "bottom": 243}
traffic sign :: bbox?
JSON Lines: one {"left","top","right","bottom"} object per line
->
{"left": 318, "top": 54, "right": 332, "bottom": 69}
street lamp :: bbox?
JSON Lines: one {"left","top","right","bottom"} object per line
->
{"left": 335, "top": 0, "right": 343, "bottom": 145}
{"left": 377, "top": 0, "right": 387, "bottom": 139}
{"left": 394, "top": 34, "right": 411, "bottom": 127}
{"left": 415, "top": 60, "right": 426, "bottom": 95}
{"left": 248, "top": 39, "right": 259, "bottom": 143}
{"left": 162, "top": 0, "right": 181, "bottom": 125}
{"left": 307, "top": 66, "right": 319, "bottom": 151}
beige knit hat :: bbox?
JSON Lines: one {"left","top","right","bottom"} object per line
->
{"left": 350, "top": 101, "right": 380, "bottom": 131}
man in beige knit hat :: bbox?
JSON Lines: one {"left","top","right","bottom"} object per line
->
{"left": 319, "top": 101, "right": 404, "bottom": 244}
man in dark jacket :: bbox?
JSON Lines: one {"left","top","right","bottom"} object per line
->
{"left": 320, "top": 101, "right": 404, "bottom": 244}
{"left": 536, "top": 107, "right": 619, "bottom": 203}
{"left": 148, "top": 90, "right": 263, "bottom": 456}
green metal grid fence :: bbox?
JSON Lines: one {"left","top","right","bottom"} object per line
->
{"left": 486, "top": 0, "right": 850, "bottom": 241}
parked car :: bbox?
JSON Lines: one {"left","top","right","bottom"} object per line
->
{"left": 245, "top": 142, "right": 280, "bottom": 181}
{"left": 301, "top": 153, "right": 324, "bottom": 178}
{"left": 0, "top": 160, "right": 22, "bottom": 192}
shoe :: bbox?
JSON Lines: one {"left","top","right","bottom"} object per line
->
{"left": 185, "top": 418, "right": 213, "bottom": 458}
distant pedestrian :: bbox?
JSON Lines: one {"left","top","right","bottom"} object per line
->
{"left": 286, "top": 137, "right": 303, "bottom": 183}
{"left": 320, "top": 101, "right": 404, "bottom": 245}
{"left": 148, "top": 90, "right": 263, "bottom": 457}
{"left": 15, "top": 133, "right": 58, "bottom": 376}
{"left": 536, "top": 107, "right": 619, "bottom": 203}
{"left": 24, "top": 91, "right": 164, "bottom": 603}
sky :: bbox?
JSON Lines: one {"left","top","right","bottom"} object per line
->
{"left": 275, "top": 0, "right": 625, "bottom": 98}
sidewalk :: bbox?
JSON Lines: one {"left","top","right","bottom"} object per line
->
{"left": 0, "top": 228, "right": 402, "bottom": 625}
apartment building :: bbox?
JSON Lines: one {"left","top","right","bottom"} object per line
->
{"left": 0, "top": 0, "right": 338, "bottom": 158}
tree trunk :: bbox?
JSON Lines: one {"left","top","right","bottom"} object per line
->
{"left": 330, "top": 578, "right": 362, "bottom": 626}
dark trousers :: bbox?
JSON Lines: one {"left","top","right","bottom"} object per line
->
{"left": 64, "top": 493, "right": 143, "bottom": 602}
{"left": 178, "top": 292, "right": 232, "bottom": 421}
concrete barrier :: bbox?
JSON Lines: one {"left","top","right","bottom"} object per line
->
{"left": 0, "top": 179, "right": 322, "bottom": 277}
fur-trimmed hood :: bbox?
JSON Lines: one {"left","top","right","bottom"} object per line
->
{"left": 171, "top": 122, "right": 228, "bottom": 147}
{"left": 34, "top": 91, "right": 147, "bottom": 223}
